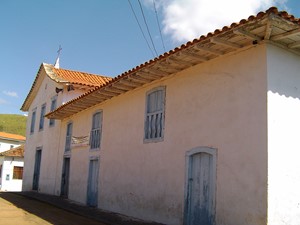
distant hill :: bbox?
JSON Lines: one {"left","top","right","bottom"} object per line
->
{"left": 0, "top": 114, "right": 27, "bottom": 137}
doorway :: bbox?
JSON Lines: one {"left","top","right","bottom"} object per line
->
{"left": 185, "top": 147, "right": 216, "bottom": 225}
{"left": 61, "top": 157, "right": 70, "bottom": 197}
{"left": 87, "top": 158, "right": 99, "bottom": 207}
{"left": 32, "top": 148, "right": 42, "bottom": 191}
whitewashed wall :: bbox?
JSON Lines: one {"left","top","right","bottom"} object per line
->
{"left": 267, "top": 44, "right": 300, "bottom": 225}
{"left": 58, "top": 45, "right": 268, "bottom": 225}
{"left": 23, "top": 67, "right": 92, "bottom": 194}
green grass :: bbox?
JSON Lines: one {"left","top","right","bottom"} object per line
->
{"left": 0, "top": 114, "right": 27, "bottom": 136}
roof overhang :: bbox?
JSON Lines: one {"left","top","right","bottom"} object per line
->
{"left": 46, "top": 7, "right": 300, "bottom": 120}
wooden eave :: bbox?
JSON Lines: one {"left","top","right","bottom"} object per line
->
{"left": 46, "top": 7, "right": 300, "bottom": 120}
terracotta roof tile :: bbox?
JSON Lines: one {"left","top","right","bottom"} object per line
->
{"left": 44, "top": 7, "right": 300, "bottom": 119}
{"left": 52, "top": 67, "right": 112, "bottom": 87}
{"left": 0, "top": 145, "right": 24, "bottom": 157}
{"left": 21, "top": 63, "right": 112, "bottom": 111}
{"left": 0, "top": 132, "right": 26, "bottom": 141}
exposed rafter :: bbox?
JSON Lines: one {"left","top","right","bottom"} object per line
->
{"left": 136, "top": 71, "right": 163, "bottom": 80}
{"left": 233, "top": 29, "right": 263, "bottom": 41}
{"left": 178, "top": 51, "right": 208, "bottom": 62}
{"left": 271, "top": 28, "right": 300, "bottom": 41}
{"left": 129, "top": 75, "right": 153, "bottom": 83}
{"left": 98, "top": 90, "right": 117, "bottom": 97}
{"left": 143, "top": 68, "right": 170, "bottom": 76}
{"left": 167, "top": 57, "right": 195, "bottom": 66}
{"left": 264, "top": 21, "right": 273, "bottom": 40}
{"left": 105, "top": 87, "right": 126, "bottom": 94}
{"left": 288, "top": 41, "right": 300, "bottom": 49}
{"left": 112, "top": 83, "right": 135, "bottom": 91}
{"left": 211, "top": 37, "right": 242, "bottom": 49}
{"left": 194, "top": 45, "right": 224, "bottom": 55}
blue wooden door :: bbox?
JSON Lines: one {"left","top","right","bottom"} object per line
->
{"left": 186, "top": 152, "right": 215, "bottom": 225}
{"left": 32, "top": 149, "right": 42, "bottom": 191}
{"left": 61, "top": 157, "right": 70, "bottom": 197}
{"left": 87, "top": 159, "right": 99, "bottom": 207}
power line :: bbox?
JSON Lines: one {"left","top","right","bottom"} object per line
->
{"left": 128, "top": 0, "right": 155, "bottom": 58}
{"left": 153, "top": 0, "right": 166, "bottom": 52}
{"left": 137, "top": 0, "right": 159, "bottom": 57}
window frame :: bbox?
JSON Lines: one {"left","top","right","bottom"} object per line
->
{"left": 30, "top": 108, "right": 37, "bottom": 134}
{"left": 89, "top": 111, "right": 102, "bottom": 150}
{"left": 39, "top": 103, "right": 46, "bottom": 131}
{"left": 65, "top": 122, "right": 73, "bottom": 152}
{"left": 13, "top": 166, "right": 23, "bottom": 180}
{"left": 49, "top": 96, "right": 57, "bottom": 127}
{"left": 144, "top": 86, "right": 166, "bottom": 143}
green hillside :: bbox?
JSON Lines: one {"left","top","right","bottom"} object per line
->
{"left": 0, "top": 114, "right": 27, "bottom": 136}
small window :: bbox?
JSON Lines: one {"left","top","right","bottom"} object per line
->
{"left": 13, "top": 166, "right": 23, "bottom": 179}
{"left": 49, "top": 97, "right": 57, "bottom": 126}
{"left": 90, "top": 112, "right": 102, "bottom": 149}
{"left": 144, "top": 86, "right": 166, "bottom": 142}
{"left": 30, "top": 109, "right": 36, "bottom": 134}
{"left": 39, "top": 104, "right": 46, "bottom": 131}
{"left": 65, "top": 122, "right": 73, "bottom": 152}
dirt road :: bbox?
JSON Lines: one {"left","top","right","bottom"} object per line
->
{"left": 0, "top": 192, "right": 107, "bottom": 225}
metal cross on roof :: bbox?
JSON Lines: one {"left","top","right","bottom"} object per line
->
{"left": 54, "top": 45, "right": 62, "bottom": 69}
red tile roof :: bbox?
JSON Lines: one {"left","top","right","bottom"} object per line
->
{"left": 0, "top": 132, "right": 26, "bottom": 141}
{"left": 0, "top": 145, "right": 24, "bottom": 157}
{"left": 20, "top": 64, "right": 112, "bottom": 111}
{"left": 52, "top": 67, "right": 112, "bottom": 87}
{"left": 46, "top": 7, "right": 300, "bottom": 119}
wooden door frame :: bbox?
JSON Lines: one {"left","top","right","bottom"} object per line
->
{"left": 184, "top": 146, "right": 217, "bottom": 225}
{"left": 61, "top": 157, "right": 71, "bottom": 197}
{"left": 86, "top": 156, "right": 99, "bottom": 207}
{"left": 32, "top": 147, "right": 42, "bottom": 191}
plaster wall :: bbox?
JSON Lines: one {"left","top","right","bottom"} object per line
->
{"left": 267, "top": 44, "right": 300, "bottom": 225}
{"left": 62, "top": 45, "right": 268, "bottom": 225}
{"left": 23, "top": 71, "right": 62, "bottom": 194}
{"left": 0, "top": 157, "right": 23, "bottom": 191}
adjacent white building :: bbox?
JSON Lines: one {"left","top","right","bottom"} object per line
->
{"left": 0, "top": 145, "right": 24, "bottom": 191}
{"left": 21, "top": 7, "right": 300, "bottom": 225}
{"left": 0, "top": 132, "right": 25, "bottom": 153}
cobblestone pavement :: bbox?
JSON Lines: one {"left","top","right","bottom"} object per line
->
{"left": 1, "top": 192, "right": 164, "bottom": 225}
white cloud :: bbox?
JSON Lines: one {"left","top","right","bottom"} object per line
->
{"left": 3, "top": 91, "right": 18, "bottom": 98}
{"left": 151, "top": 0, "right": 288, "bottom": 43}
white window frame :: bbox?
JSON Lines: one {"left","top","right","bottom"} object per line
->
{"left": 90, "top": 111, "right": 102, "bottom": 150}
{"left": 144, "top": 86, "right": 166, "bottom": 143}
{"left": 39, "top": 103, "right": 46, "bottom": 131}
{"left": 30, "top": 108, "right": 37, "bottom": 134}
{"left": 49, "top": 96, "right": 57, "bottom": 127}
{"left": 65, "top": 122, "right": 73, "bottom": 152}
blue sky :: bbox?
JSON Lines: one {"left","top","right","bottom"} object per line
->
{"left": 0, "top": 0, "right": 299, "bottom": 115}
